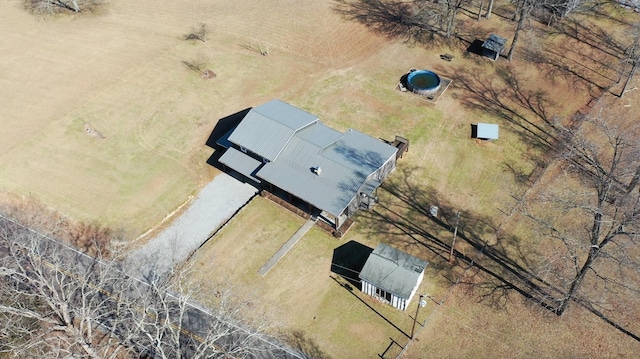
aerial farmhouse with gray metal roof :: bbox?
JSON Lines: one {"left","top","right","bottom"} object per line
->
{"left": 217, "top": 99, "right": 398, "bottom": 231}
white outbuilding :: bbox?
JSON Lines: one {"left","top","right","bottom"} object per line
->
{"left": 359, "top": 244, "right": 428, "bottom": 311}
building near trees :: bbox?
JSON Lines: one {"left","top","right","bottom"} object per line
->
{"left": 217, "top": 99, "right": 398, "bottom": 232}
{"left": 482, "top": 34, "right": 507, "bottom": 61}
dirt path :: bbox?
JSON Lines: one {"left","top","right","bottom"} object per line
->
{"left": 257, "top": 217, "right": 318, "bottom": 276}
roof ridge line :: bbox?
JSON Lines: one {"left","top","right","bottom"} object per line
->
{"left": 318, "top": 129, "right": 347, "bottom": 152}
{"left": 271, "top": 119, "right": 320, "bottom": 161}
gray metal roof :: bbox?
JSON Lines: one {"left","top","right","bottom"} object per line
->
{"left": 224, "top": 100, "right": 398, "bottom": 217}
{"left": 227, "top": 100, "right": 319, "bottom": 161}
{"left": 359, "top": 244, "right": 428, "bottom": 299}
{"left": 322, "top": 129, "right": 397, "bottom": 173}
{"left": 295, "top": 120, "right": 343, "bottom": 147}
{"left": 477, "top": 123, "right": 499, "bottom": 139}
{"left": 256, "top": 126, "right": 396, "bottom": 217}
{"left": 257, "top": 133, "right": 363, "bottom": 216}
{"left": 482, "top": 34, "right": 506, "bottom": 53}
{"left": 218, "top": 147, "right": 263, "bottom": 182}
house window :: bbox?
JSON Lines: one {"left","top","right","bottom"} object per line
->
{"left": 240, "top": 146, "right": 247, "bottom": 153}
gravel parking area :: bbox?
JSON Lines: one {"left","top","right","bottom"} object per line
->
{"left": 127, "top": 173, "right": 257, "bottom": 278}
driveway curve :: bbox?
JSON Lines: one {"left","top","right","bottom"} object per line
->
{"left": 127, "top": 173, "right": 257, "bottom": 279}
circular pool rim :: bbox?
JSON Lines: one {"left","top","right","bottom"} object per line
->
{"left": 406, "top": 70, "right": 441, "bottom": 96}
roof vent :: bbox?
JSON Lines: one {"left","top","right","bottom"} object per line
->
{"left": 311, "top": 166, "right": 322, "bottom": 175}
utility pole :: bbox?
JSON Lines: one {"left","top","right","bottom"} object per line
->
{"left": 411, "top": 294, "right": 427, "bottom": 339}
{"left": 449, "top": 211, "right": 461, "bottom": 263}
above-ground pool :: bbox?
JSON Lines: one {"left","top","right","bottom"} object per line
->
{"left": 405, "top": 70, "right": 441, "bottom": 96}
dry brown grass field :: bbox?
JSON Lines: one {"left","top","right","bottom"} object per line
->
{"left": 2, "top": 0, "right": 640, "bottom": 358}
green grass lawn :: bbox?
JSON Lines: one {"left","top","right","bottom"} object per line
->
{"left": 189, "top": 197, "right": 450, "bottom": 358}
{"left": 4, "top": 0, "right": 640, "bottom": 357}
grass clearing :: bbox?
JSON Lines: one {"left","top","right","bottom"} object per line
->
{"left": 2, "top": 0, "right": 640, "bottom": 357}
{"left": 410, "top": 285, "right": 637, "bottom": 358}
{"left": 191, "top": 197, "right": 444, "bottom": 358}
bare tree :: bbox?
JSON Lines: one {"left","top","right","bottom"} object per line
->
{"left": 413, "top": 0, "right": 469, "bottom": 38}
{"left": 485, "top": 0, "right": 495, "bottom": 19}
{"left": 0, "top": 215, "right": 293, "bottom": 358}
{"left": 183, "top": 23, "right": 208, "bottom": 43}
{"left": 182, "top": 54, "right": 216, "bottom": 79}
{"left": 507, "top": 0, "right": 587, "bottom": 61}
{"left": 26, "top": 0, "right": 93, "bottom": 14}
{"left": 0, "top": 218, "right": 132, "bottom": 358}
{"left": 619, "top": 23, "right": 640, "bottom": 97}
{"left": 507, "top": 0, "right": 537, "bottom": 61}
{"left": 520, "top": 109, "right": 640, "bottom": 317}
{"left": 240, "top": 41, "right": 271, "bottom": 56}
{"left": 544, "top": 0, "right": 584, "bottom": 18}
{"left": 442, "top": 0, "right": 465, "bottom": 38}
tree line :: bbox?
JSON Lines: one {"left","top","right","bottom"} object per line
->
{"left": 0, "top": 214, "right": 301, "bottom": 358}
{"left": 523, "top": 107, "right": 640, "bottom": 322}
{"left": 335, "top": 0, "right": 636, "bottom": 64}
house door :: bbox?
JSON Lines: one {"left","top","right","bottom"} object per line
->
{"left": 375, "top": 287, "right": 392, "bottom": 303}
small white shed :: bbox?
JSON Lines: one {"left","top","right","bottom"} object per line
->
{"left": 359, "top": 244, "right": 428, "bottom": 311}
{"left": 476, "top": 123, "right": 499, "bottom": 140}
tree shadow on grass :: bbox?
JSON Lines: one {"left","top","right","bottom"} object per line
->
{"left": 332, "top": 0, "right": 510, "bottom": 52}
{"left": 285, "top": 330, "right": 332, "bottom": 359}
{"left": 361, "top": 167, "right": 567, "bottom": 308}
{"left": 362, "top": 166, "right": 640, "bottom": 342}
{"left": 550, "top": 16, "right": 629, "bottom": 62}
{"left": 450, "top": 65, "right": 561, "bottom": 152}
{"left": 577, "top": 2, "right": 638, "bottom": 27}
{"left": 524, "top": 15, "right": 631, "bottom": 97}
{"left": 329, "top": 275, "right": 411, "bottom": 340}
{"left": 332, "top": 0, "right": 448, "bottom": 47}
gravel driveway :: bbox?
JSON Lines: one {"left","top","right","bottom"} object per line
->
{"left": 127, "top": 173, "right": 257, "bottom": 279}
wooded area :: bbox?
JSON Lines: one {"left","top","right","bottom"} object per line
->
{"left": 0, "top": 215, "right": 293, "bottom": 358}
